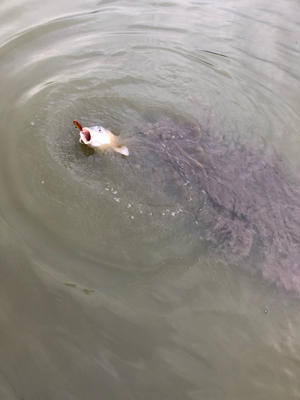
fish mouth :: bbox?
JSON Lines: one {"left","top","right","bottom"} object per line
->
{"left": 79, "top": 128, "right": 91, "bottom": 144}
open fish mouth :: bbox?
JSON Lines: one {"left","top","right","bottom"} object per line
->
{"left": 73, "top": 121, "right": 92, "bottom": 144}
{"left": 79, "top": 128, "right": 91, "bottom": 144}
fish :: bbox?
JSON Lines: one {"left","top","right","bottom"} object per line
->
{"left": 73, "top": 120, "right": 129, "bottom": 156}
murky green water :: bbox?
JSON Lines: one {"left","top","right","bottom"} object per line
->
{"left": 1, "top": 0, "right": 300, "bottom": 399}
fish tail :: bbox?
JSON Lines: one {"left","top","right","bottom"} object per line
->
{"left": 113, "top": 145, "right": 129, "bottom": 156}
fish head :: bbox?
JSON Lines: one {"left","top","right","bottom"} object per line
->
{"left": 79, "top": 126, "right": 112, "bottom": 148}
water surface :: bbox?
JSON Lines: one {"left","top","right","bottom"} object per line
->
{"left": 1, "top": 0, "right": 300, "bottom": 399}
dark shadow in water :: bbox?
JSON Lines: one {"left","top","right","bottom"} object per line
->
{"left": 127, "top": 118, "right": 300, "bottom": 295}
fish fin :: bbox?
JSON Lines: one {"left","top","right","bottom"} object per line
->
{"left": 113, "top": 145, "right": 129, "bottom": 156}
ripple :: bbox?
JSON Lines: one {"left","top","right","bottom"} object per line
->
{"left": 1, "top": 1, "right": 300, "bottom": 398}
{"left": 0, "top": 0, "right": 298, "bottom": 281}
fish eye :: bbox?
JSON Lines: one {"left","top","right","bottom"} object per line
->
{"left": 98, "top": 128, "right": 102, "bottom": 132}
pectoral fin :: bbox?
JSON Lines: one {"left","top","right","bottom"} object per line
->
{"left": 113, "top": 145, "right": 129, "bottom": 156}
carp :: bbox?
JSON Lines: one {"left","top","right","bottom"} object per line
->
{"left": 73, "top": 120, "right": 129, "bottom": 156}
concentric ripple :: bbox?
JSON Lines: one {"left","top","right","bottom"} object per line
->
{"left": 0, "top": 3, "right": 298, "bottom": 281}
{"left": 1, "top": 0, "right": 300, "bottom": 399}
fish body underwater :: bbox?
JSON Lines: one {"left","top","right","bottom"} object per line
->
{"left": 73, "top": 120, "right": 129, "bottom": 156}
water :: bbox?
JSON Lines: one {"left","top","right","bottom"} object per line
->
{"left": 1, "top": 0, "right": 300, "bottom": 398}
